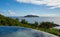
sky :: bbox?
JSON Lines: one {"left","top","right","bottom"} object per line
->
{"left": 0, "top": 0, "right": 60, "bottom": 16}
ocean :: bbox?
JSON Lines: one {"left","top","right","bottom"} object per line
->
{"left": 11, "top": 17, "right": 60, "bottom": 29}
{"left": 14, "top": 17, "right": 60, "bottom": 25}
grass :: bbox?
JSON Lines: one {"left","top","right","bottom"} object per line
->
{"left": 36, "top": 28, "right": 60, "bottom": 36}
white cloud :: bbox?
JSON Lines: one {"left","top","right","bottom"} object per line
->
{"left": 16, "top": 0, "right": 60, "bottom": 9}
{"left": 28, "top": 13, "right": 59, "bottom": 17}
{"left": 8, "top": 10, "right": 16, "bottom": 16}
{"left": 48, "top": 7, "right": 57, "bottom": 9}
{"left": 39, "top": 14, "right": 59, "bottom": 17}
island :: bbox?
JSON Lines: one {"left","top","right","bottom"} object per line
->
{"left": 24, "top": 15, "right": 39, "bottom": 17}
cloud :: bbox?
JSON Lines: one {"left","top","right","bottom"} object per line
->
{"left": 8, "top": 10, "right": 16, "bottom": 16}
{"left": 30, "top": 13, "right": 59, "bottom": 17}
{"left": 0, "top": 10, "right": 7, "bottom": 15}
{"left": 39, "top": 14, "right": 59, "bottom": 17}
{"left": 16, "top": 0, "right": 60, "bottom": 9}
{"left": 48, "top": 7, "right": 57, "bottom": 9}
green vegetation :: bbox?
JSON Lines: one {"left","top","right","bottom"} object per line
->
{"left": 0, "top": 14, "right": 34, "bottom": 28}
{"left": 0, "top": 14, "right": 60, "bottom": 36}
{"left": 21, "top": 19, "right": 28, "bottom": 24}
{"left": 39, "top": 22, "right": 58, "bottom": 29}
{"left": 38, "top": 28, "right": 60, "bottom": 36}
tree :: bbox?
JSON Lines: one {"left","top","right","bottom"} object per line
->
{"left": 39, "top": 22, "right": 58, "bottom": 29}
{"left": 15, "top": 18, "right": 19, "bottom": 21}
{"left": 34, "top": 21, "right": 39, "bottom": 29}
{"left": 21, "top": 19, "right": 28, "bottom": 24}
{"left": 34, "top": 21, "right": 38, "bottom": 27}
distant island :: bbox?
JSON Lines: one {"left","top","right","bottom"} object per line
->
{"left": 24, "top": 15, "right": 39, "bottom": 17}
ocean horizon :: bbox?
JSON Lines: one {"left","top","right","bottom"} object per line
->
{"left": 11, "top": 16, "right": 60, "bottom": 25}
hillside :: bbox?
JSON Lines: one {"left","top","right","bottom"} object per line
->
{"left": 0, "top": 14, "right": 32, "bottom": 28}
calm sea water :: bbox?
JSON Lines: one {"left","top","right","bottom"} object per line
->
{"left": 16, "top": 17, "right": 60, "bottom": 25}
{"left": 12, "top": 17, "right": 60, "bottom": 29}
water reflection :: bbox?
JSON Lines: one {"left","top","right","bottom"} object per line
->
{"left": 0, "top": 26, "right": 58, "bottom": 37}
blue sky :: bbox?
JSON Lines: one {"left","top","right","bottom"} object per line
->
{"left": 0, "top": 0, "right": 60, "bottom": 16}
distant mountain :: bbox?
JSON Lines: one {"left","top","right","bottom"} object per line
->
{"left": 24, "top": 15, "right": 39, "bottom": 17}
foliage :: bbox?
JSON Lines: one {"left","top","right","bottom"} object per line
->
{"left": 21, "top": 19, "right": 28, "bottom": 24}
{"left": 15, "top": 18, "right": 19, "bottom": 21}
{"left": 0, "top": 14, "right": 27, "bottom": 26}
{"left": 39, "top": 22, "right": 58, "bottom": 29}
{"left": 38, "top": 28, "right": 60, "bottom": 36}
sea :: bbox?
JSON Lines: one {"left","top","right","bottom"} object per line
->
{"left": 12, "top": 17, "right": 60, "bottom": 25}
{"left": 11, "top": 17, "right": 60, "bottom": 29}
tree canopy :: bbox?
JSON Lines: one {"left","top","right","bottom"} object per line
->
{"left": 39, "top": 22, "right": 59, "bottom": 29}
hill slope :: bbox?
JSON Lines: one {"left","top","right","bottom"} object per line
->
{"left": 0, "top": 14, "right": 32, "bottom": 28}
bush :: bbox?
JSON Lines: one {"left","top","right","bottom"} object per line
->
{"left": 21, "top": 19, "right": 28, "bottom": 24}
{"left": 39, "top": 22, "right": 58, "bottom": 29}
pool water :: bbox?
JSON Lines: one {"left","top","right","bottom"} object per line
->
{"left": 0, "top": 26, "right": 58, "bottom": 37}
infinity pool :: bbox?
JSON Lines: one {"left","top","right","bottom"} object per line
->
{"left": 0, "top": 26, "right": 58, "bottom": 37}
